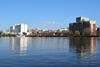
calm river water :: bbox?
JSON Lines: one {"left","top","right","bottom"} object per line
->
{"left": 0, "top": 37, "right": 100, "bottom": 67}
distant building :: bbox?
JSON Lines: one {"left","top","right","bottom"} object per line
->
{"left": 10, "top": 26, "right": 15, "bottom": 33}
{"left": 97, "top": 27, "right": 100, "bottom": 36}
{"left": 76, "top": 16, "right": 90, "bottom": 22}
{"left": 69, "top": 17, "right": 96, "bottom": 36}
{"left": 59, "top": 28, "right": 68, "bottom": 32}
{"left": 10, "top": 24, "right": 28, "bottom": 35}
{"left": 15, "top": 24, "right": 28, "bottom": 35}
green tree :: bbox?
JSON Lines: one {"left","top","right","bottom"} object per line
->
{"left": 23, "top": 32, "right": 27, "bottom": 36}
{"left": 74, "top": 31, "right": 81, "bottom": 37}
{"left": 55, "top": 30, "right": 61, "bottom": 36}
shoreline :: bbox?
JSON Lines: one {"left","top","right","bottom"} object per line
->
{"left": 0, "top": 35, "right": 100, "bottom": 37}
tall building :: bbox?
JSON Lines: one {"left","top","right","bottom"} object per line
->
{"left": 10, "top": 26, "right": 15, "bottom": 33}
{"left": 15, "top": 24, "right": 28, "bottom": 35}
{"left": 69, "top": 17, "right": 96, "bottom": 36}
{"left": 10, "top": 24, "right": 28, "bottom": 35}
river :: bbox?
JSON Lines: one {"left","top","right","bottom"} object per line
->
{"left": 0, "top": 37, "right": 100, "bottom": 67}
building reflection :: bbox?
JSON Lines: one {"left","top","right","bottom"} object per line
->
{"left": 69, "top": 37, "right": 96, "bottom": 58}
{"left": 10, "top": 37, "right": 28, "bottom": 56}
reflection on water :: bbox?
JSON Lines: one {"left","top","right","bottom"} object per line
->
{"left": 69, "top": 37, "right": 96, "bottom": 61}
{"left": 10, "top": 37, "right": 28, "bottom": 56}
{"left": 0, "top": 37, "right": 100, "bottom": 67}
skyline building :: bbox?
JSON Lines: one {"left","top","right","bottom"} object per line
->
{"left": 69, "top": 17, "right": 96, "bottom": 36}
{"left": 10, "top": 23, "right": 28, "bottom": 35}
{"left": 10, "top": 25, "right": 15, "bottom": 33}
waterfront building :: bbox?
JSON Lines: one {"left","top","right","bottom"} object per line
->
{"left": 97, "top": 27, "right": 100, "bottom": 36}
{"left": 27, "top": 29, "right": 42, "bottom": 35}
{"left": 10, "top": 25, "right": 15, "bottom": 33}
{"left": 15, "top": 24, "right": 28, "bottom": 35}
{"left": 69, "top": 17, "right": 96, "bottom": 36}
{"left": 10, "top": 24, "right": 28, "bottom": 35}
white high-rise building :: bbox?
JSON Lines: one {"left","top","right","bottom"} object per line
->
{"left": 10, "top": 24, "right": 28, "bottom": 35}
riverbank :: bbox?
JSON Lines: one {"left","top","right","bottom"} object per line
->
{"left": 26, "top": 35, "right": 99, "bottom": 37}
{"left": 0, "top": 34, "right": 100, "bottom": 37}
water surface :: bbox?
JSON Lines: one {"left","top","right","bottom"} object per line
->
{"left": 0, "top": 37, "right": 100, "bottom": 67}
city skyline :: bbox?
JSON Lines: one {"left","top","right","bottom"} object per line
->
{"left": 0, "top": 0, "right": 100, "bottom": 30}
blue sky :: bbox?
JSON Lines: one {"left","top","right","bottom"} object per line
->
{"left": 0, "top": 0, "right": 100, "bottom": 30}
